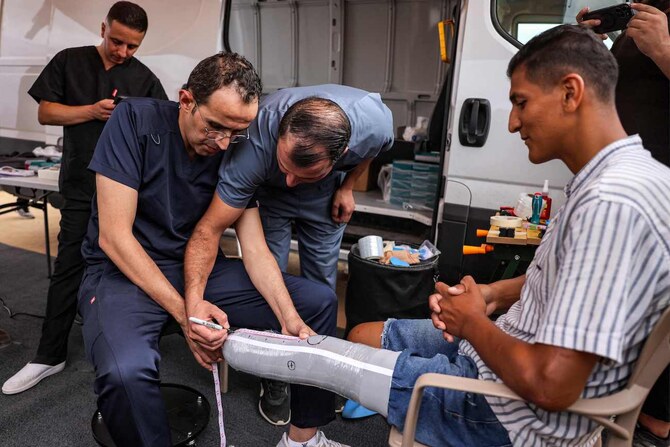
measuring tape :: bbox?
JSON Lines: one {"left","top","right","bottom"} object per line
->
{"left": 211, "top": 329, "right": 302, "bottom": 446}
{"left": 212, "top": 362, "right": 226, "bottom": 447}
{"left": 236, "top": 328, "right": 303, "bottom": 341}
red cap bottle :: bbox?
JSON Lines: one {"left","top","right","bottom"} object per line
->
{"left": 540, "top": 180, "right": 552, "bottom": 220}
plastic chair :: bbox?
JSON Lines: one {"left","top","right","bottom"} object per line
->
{"left": 392, "top": 306, "right": 670, "bottom": 447}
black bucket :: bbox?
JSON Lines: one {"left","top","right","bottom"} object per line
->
{"left": 344, "top": 243, "right": 439, "bottom": 337}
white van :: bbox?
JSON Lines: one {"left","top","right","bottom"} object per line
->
{"left": 0, "top": 0, "right": 620, "bottom": 282}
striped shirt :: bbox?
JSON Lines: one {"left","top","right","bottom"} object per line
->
{"left": 460, "top": 135, "right": 670, "bottom": 446}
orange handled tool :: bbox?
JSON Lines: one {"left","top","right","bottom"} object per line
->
{"left": 463, "top": 244, "right": 494, "bottom": 255}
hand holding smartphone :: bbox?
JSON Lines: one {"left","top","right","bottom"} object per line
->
{"left": 582, "top": 3, "right": 635, "bottom": 34}
{"left": 113, "top": 95, "right": 127, "bottom": 105}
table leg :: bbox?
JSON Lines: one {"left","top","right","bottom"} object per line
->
{"left": 502, "top": 254, "right": 521, "bottom": 280}
{"left": 0, "top": 187, "right": 55, "bottom": 278}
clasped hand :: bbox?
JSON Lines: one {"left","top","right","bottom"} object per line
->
{"left": 429, "top": 276, "right": 491, "bottom": 342}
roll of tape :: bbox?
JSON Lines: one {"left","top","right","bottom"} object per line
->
{"left": 490, "top": 215, "right": 523, "bottom": 229}
{"left": 358, "top": 235, "right": 384, "bottom": 260}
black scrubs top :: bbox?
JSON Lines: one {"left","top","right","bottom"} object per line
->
{"left": 28, "top": 46, "right": 167, "bottom": 201}
{"left": 612, "top": 15, "right": 670, "bottom": 167}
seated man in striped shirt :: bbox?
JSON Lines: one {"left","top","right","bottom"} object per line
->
{"left": 348, "top": 24, "right": 670, "bottom": 446}
{"left": 219, "top": 24, "right": 670, "bottom": 447}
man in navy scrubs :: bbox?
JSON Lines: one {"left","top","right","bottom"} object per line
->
{"left": 77, "top": 53, "right": 343, "bottom": 447}
{"left": 2, "top": 1, "right": 166, "bottom": 395}
{"left": 185, "top": 85, "right": 394, "bottom": 424}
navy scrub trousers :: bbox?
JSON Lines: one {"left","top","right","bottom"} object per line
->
{"left": 258, "top": 173, "right": 347, "bottom": 292}
{"left": 78, "top": 256, "right": 337, "bottom": 447}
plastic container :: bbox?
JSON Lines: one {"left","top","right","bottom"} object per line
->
{"left": 540, "top": 179, "right": 552, "bottom": 220}
{"left": 514, "top": 193, "right": 532, "bottom": 219}
{"left": 530, "top": 193, "right": 543, "bottom": 224}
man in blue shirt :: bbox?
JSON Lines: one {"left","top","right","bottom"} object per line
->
{"left": 212, "top": 84, "right": 394, "bottom": 292}
{"left": 78, "top": 53, "right": 343, "bottom": 447}
{"left": 186, "top": 85, "right": 394, "bottom": 424}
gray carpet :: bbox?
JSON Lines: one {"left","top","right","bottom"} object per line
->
{"left": 0, "top": 243, "right": 390, "bottom": 446}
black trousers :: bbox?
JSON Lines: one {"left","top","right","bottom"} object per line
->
{"left": 34, "top": 197, "right": 91, "bottom": 365}
{"left": 642, "top": 366, "right": 670, "bottom": 422}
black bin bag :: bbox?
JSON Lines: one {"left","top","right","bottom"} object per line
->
{"left": 344, "top": 243, "right": 439, "bottom": 337}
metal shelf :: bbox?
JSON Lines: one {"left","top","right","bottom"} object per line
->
{"left": 353, "top": 190, "right": 433, "bottom": 226}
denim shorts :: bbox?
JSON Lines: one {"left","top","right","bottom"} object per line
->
{"left": 383, "top": 319, "right": 511, "bottom": 447}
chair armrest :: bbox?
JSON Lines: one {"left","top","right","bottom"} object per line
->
{"left": 401, "top": 373, "right": 635, "bottom": 446}
{"left": 401, "top": 374, "right": 521, "bottom": 446}
{"left": 566, "top": 385, "right": 646, "bottom": 416}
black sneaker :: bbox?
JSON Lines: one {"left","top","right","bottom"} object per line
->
{"left": 634, "top": 424, "right": 670, "bottom": 447}
{"left": 259, "top": 379, "right": 290, "bottom": 426}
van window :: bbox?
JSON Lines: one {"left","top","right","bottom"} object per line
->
{"left": 493, "top": 0, "right": 619, "bottom": 47}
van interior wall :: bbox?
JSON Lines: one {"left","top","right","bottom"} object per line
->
{"left": 0, "top": 0, "right": 223, "bottom": 145}
{"left": 229, "top": 0, "right": 448, "bottom": 131}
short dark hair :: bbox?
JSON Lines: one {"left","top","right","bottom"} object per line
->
{"left": 186, "top": 52, "right": 262, "bottom": 106}
{"left": 106, "top": 1, "right": 148, "bottom": 33}
{"left": 278, "top": 97, "right": 351, "bottom": 168}
{"left": 507, "top": 24, "right": 618, "bottom": 103}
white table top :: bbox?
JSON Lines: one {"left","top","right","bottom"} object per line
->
{"left": 0, "top": 175, "right": 59, "bottom": 192}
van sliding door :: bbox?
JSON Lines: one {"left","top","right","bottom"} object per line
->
{"left": 438, "top": 0, "right": 580, "bottom": 283}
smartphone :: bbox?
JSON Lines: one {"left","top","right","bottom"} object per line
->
{"left": 583, "top": 3, "right": 635, "bottom": 34}
{"left": 113, "top": 95, "right": 128, "bottom": 105}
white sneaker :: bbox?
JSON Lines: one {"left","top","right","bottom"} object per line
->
{"left": 2, "top": 362, "right": 66, "bottom": 394}
{"left": 276, "top": 430, "right": 350, "bottom": 447}
{"left": 17, "top": 208, "right": 35, "bottom": 219}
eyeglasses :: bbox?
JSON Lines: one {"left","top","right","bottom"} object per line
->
{"left": 193, "top": 101, "right": 249, "bottom": 144}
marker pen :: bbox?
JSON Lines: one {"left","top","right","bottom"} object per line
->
{"left": 189, "top": 316, "right": 224, "bottom": 331}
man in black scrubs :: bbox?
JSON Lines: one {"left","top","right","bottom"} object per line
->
{"left": 611, "top": 1, "right": 670, "bottom": 166}
{"left": 2, "top": 1, "right": 166, "bottom": 395}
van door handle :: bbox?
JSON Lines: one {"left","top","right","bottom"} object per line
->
{"left": 458, "top": 98, "right": 491, "bottom": 147}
